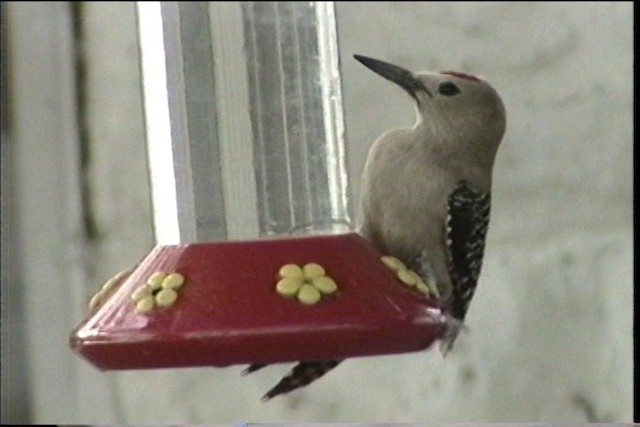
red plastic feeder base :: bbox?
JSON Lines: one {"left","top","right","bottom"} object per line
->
{"left": 70, "top": 233, "right": 448, "bottom": 370}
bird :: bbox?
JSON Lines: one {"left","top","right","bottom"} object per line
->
{"left": 244, "top": 54, "right": 507, "bottom": 400}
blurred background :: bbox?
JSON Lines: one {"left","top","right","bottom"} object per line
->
{"left": 1, "top": 1, "right": 633, "bottom": 423}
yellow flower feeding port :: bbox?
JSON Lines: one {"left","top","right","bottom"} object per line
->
{"left": 275, "top": 263, "right": 339, "bottom": 304}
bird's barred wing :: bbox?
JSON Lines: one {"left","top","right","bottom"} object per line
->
{"left": 445, "top": 181, "right": 491, "bottom": 321}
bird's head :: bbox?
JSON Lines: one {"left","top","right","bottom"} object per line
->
{"left": 354, "top": 54, "right": 506, "bottom": 150}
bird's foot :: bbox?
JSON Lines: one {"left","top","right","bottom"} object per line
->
{"left": 412, "top": 250, "right": 442, "bottom": 298}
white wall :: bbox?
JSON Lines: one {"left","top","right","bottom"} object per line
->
{"left": 5, "top": 1, "right": 632, "bottom": 423}
{"left": 336, "top": 3, "right": 633, "bottom": 422}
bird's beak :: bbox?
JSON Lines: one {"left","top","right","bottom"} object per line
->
{"left": 354, "top": 54, "right": 432, "bottom": 100}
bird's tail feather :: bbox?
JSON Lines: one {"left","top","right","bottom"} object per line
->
{"left": 439, "top": 315, "right": 467, "bottom": 356}
{"left": 261, "top": 360, "right": 342, "bottom": 401}
{"left": 241, "top": 363, "right": 268, "bottom": 376}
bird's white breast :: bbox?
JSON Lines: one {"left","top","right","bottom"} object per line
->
{"left": 360, "top": 129, "right": 458, "bottom": 263}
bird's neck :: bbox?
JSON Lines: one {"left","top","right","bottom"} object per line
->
{"left": 411, "top": 122, "right": 498, "bottom": 187}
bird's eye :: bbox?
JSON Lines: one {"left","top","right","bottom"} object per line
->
{"left": 438, "top": 82, "right": 460, "bottom": 96}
